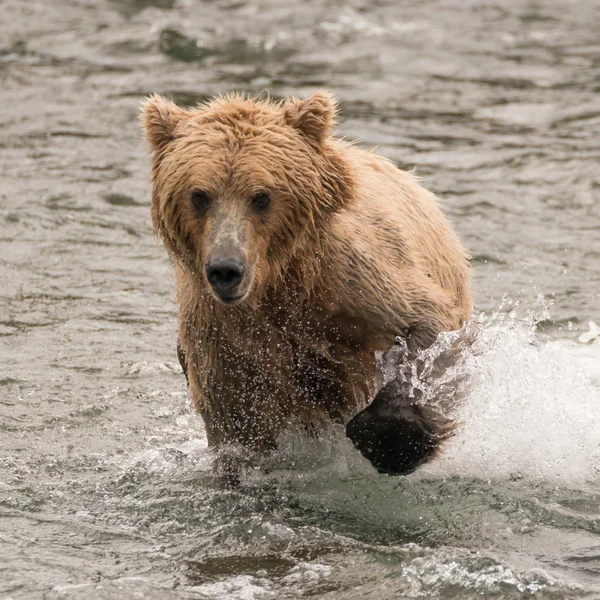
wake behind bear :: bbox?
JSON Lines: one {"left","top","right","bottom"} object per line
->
{"left": 142, "top": 91, "right": 472, "bottom": 476}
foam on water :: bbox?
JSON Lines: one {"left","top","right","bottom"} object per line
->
{"left": 423, "top": 313, "right": 600, "bottom": 486}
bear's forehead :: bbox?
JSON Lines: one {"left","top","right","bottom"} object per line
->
{"left": 169, "top": 124, "right": 302, "bottom": 163}
{"left": 161, "top": 126, "right": 312, "bottom": 193}
{"left": 157, "top": 98, "right": 318, "bottom": 191}
{"left": 166, "top": 108, "right": 310, "bottom": 170}
{"left": 178, "top": 117, "right": 292, "bottom": 148}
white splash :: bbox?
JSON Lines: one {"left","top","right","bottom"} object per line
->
{"left": 421, "top": 311, "right": 600, "bottom": 486}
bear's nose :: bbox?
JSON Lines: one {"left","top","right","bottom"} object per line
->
{"left": 206, "top": 258, "right": 245, "bottom": 291}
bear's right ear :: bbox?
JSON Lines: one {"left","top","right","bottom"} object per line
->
{"left": 141, "top": 95, "right": 187, "bottom": 150}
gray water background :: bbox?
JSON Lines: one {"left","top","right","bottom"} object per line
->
{"left": 1, "top": 0, "right": 600, "bottom": 598}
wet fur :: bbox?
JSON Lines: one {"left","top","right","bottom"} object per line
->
{"left": 142, "top": 91, "right": 471, "bottom": 464}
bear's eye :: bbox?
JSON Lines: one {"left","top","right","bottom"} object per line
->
{"left": 190, "top": 189, "right": 210, "bottom": 213}
{"left": 252, "top": 191, "right": 271, "bottom": 212}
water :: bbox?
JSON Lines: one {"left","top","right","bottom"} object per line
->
{"left": 1, "top": 0, "right": 599, "bottom": 597}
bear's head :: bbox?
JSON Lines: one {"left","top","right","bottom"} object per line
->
{"left": 142, "top": 91, "right": 354, "bottom": 306}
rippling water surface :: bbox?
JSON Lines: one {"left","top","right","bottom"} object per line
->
{"left": 1, "top": 0, "right": 600, "bottom": 598}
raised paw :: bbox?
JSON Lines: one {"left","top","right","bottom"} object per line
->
{"left": 345, "top": 379, "right": 439, "bottom": 475}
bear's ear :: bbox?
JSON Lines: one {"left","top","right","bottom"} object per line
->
{"left": 141, "top": 95, "right": 188, "bottom": 150}
{"left": 283, "top": 91, "right": 337, "bottom": 144}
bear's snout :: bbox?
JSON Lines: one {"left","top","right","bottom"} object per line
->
{"left": 206, "top": 258, "right": 246, "bottom": 302}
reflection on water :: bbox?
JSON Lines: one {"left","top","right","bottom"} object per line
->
{"left": 0, "top": 0, "right": 599, "bottom": 598}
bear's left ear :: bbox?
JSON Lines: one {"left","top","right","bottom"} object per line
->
{"left": 141, "top": 94, "right": 188, "bottom": 150}
{"left": 283, "top": 91, "right": 337, "bottom": 144}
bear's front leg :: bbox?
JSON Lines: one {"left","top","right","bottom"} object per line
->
{"left": 338, "top": 273, "right": 467, "bottom": 475}
{"left": 346, "top": 379, "right": 442, "bottom": 475}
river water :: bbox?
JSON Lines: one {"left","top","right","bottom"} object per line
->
{"left": 1, "top": 0, "right": 600, "bottom": 598}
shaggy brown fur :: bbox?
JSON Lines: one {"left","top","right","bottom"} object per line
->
{"left": 141, "top": 91, "right": 471, "bottom": 463}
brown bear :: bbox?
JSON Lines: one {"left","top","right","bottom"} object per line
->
{"left": 141, "top": 91, "right": 471, "bottom": 476}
